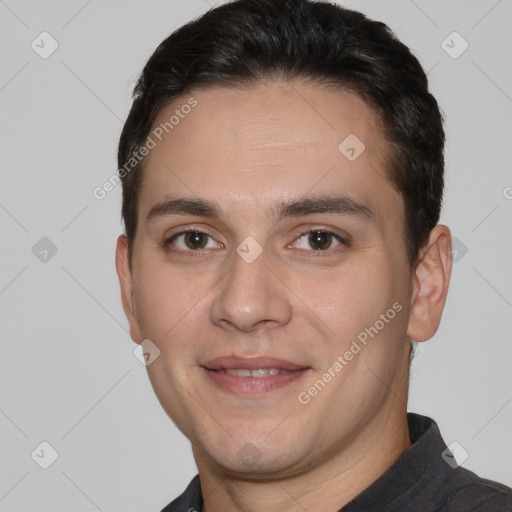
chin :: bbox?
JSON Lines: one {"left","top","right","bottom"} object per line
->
{"left": 201, "top": 434, "right": 306, "bottom": 478}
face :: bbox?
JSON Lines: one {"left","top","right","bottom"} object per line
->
{"left": 117, "top": 81, "right": 419, "bottom": 478}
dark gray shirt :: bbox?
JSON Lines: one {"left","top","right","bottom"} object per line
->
{"left": 160, "top": 414, "right": 512, "bottom": 511}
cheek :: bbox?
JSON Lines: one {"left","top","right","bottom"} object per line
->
{"left": 132, "top": 260, "right": 217, "bottom": 347}
{"left": 133, "top": 264, "right": 188, "bottom": 342}
{"left": 298, "top": 258, "right": 393, "bottom": 344}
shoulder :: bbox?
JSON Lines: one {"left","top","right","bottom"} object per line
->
{"left": 159, "top": 475, "right": 202, "bottom": 512}
{"left": 440, "top": 468, "right": 512, "bottom": 512}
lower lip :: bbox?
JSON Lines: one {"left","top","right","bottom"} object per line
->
{"left": 202, "top": 368, "right": 310, "bottom": 395}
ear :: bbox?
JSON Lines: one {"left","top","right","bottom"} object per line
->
{"left": 115, "top": 235, "right": 142, "bottom": 344}
{"left": 407, "top": 225, "right": 452, "bottom": 342}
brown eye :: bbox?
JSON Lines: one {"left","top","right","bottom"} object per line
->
{"left": 166, "top": 231, "right": 221, "bottom": 252}
{"left": 184, "top": 232, "right": 208, "bottom": 249}
{"left": 292, "top": 229, "right": 349, "bottom": 256}
{"left": 292, "top": 230, "right": 346, "bottom": 252}
{"left": 308, "top": 231, "right": 333, "bottom": 250}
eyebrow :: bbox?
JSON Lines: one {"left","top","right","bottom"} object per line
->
{"left": 146, "top": 195, "right": 376, "bottom": 224}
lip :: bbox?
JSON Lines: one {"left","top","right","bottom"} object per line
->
{"left": 202, "top": 356, "right": 309, "bottom": 371}
{"left": 201, "top": 356, "right": 311, "bottom": 396}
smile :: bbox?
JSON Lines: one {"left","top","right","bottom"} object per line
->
{"left": 223, "top": 368, "right": 288, "bottom": 377}
{"left": 202, "top": 366, "right": 310, "bottom": 395}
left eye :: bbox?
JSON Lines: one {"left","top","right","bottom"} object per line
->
{"left": 168, "top": 231, "right": 221, "bottom": 251}
{"left": 293, "top": 230, "right": 344, "bottom": 251}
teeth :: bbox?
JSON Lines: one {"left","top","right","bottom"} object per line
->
{"left": 225, "top": 368, "right": 281, "bottom": 377}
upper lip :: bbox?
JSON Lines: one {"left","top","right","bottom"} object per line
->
{"left": 202, "top": 356, "right": 309, "bottom": 371}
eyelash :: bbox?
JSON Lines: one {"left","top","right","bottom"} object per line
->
{"left": 163, "top": 229, "right": 349, "bottom": 256}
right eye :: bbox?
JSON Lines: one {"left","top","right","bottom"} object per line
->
{"left": 164, "top": 231, "right": 223, "bottom": 252}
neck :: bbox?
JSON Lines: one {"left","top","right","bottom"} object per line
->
{"left": 195, "top": 406, "right": 411, "bottom": 512}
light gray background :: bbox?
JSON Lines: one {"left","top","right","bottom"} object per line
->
{"left": 1, "top": 0, "right": 511, "bottom": 510}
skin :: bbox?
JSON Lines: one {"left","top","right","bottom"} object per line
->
{"left": 116, "top": 80, "right": 452, "bottom": 512}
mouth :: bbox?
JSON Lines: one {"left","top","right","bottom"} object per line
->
{"left": 201, "top": 356, "right": 312, "bottom": 395}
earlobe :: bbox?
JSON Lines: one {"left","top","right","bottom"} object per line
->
{"left": 115, "top": 235, "right": 142, "bottom": 344}
{"left": 406, "top": 225, "right": 452, "bottom": 343}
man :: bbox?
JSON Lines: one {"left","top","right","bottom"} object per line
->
{"left": 115, "top": 0, "right": 512, "bottom": 510}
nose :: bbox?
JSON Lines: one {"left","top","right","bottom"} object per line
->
{"left": 210, "top": 247, "right": 293, "bottom": 333}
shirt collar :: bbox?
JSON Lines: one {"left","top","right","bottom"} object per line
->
{"left": 340, "top": 413, "right": 450, "bottom": 511}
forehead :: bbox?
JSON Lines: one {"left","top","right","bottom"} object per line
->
{"left": 138, "top": 80, "right": 400, "bottom": 232}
